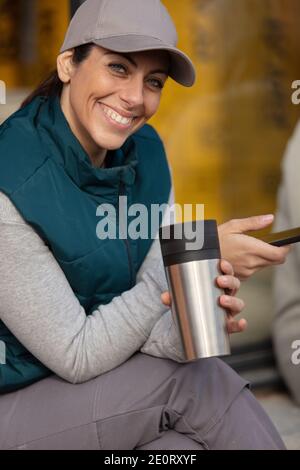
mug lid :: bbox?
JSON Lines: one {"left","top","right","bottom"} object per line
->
{"left": 159, "top": 220, "right": 219, "bottom": 258}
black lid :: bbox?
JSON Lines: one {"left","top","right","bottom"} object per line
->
{"left": 159, "top": 220, "right": 220, "bottom": 266}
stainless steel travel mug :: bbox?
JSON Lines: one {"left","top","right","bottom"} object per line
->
{"left": 159, "top": 220, "right": 230, "bottom": 360}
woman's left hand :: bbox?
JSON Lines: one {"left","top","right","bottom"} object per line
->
{"left": 161, "top": 259, "right": 247, "bottom": 335}
{"left": 218, "top": 216, "right": 291, "bottom": 281}
{"left": 215, "top": 259, "right": 247, "bottom": 334}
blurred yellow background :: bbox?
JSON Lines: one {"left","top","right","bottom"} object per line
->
{"left": 0, "top": 0, "right": 69, "bottom": 87}
{"left": 1, "top": 0, "right": 300, "bottom": 224}
{"left": 150, "top": 0, "right": 300, "bottom": 223}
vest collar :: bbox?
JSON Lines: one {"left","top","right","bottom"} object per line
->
{"left": 37, "top": 95, "right": 138, "bottom": 195}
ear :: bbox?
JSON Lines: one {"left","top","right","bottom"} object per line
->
{"left": 57, "top": 50, "right": 76, "bottom": 84}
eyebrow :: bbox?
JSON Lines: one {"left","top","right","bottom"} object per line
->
{"left": 104, "top": 51, "right": 169, "bottom": 76}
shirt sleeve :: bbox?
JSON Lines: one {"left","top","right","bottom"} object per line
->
{"left": 139, "top": 185, "right": 188, "bottom": 363}
{"left": 0, "top": 190, "right": 172, "bottom": 384}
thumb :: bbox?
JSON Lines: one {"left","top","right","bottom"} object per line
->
{"left": 230, "top": 215, "right": 274, "bottom": 234}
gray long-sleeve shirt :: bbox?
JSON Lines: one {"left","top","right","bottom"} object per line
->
{"left": 0, "top": 190, "right": 186, "bottom": 385}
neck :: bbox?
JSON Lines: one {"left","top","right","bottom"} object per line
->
{"left": 90, "top": 153, "right": 107, "bottom": 168}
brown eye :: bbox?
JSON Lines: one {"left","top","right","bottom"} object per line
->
{"left": 109, "top": 63, "right": 128, "bottom": 74}
{"left": 148, "top": 78, "right": 164, "bottom": 89}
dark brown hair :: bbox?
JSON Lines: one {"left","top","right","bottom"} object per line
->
{"left": 20, "top": 43, "right": 95, "bottom": 109}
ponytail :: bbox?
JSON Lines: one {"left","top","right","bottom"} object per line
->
{"left": 20, "top": 70, "right": 62, "bottom": 109}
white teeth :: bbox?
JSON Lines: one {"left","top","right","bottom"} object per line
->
{"left": 102, "top": 105, "right": 133, "bottom": 125}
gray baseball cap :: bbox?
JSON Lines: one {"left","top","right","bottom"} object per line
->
{"left": 60, "top": 0, "right": 196, "bottom": 87}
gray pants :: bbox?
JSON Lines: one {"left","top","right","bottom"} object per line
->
{"left": 0, "top": 354, "right": 285, "bottom": 450}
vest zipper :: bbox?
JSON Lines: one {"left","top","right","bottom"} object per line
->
{"left": 119, "top": 181, "right": 135, "bottom": 288}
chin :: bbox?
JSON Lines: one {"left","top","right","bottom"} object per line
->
{"left": 91, "top": 127, "right": 129, "bottom": 148}
{"left": 97, "top": 136, "right": 128, "bottom": 151}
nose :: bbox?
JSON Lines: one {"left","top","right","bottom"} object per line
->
{"left": 119, "top": 74, "right": 144, "bottom": 109}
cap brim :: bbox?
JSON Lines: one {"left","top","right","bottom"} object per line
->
{"left": 92, "top": 35, "right": 196, "bottom": 87}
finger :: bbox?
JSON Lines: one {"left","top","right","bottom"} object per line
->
{"left": 246, "top": 239, "right": 291, "bottom": 264}
{"left": 217, "top": 275, "right": 240, "bottom": 293}
{"left": 227, "top": 318, "right": 248, "bottom": 334}
{"left": 161, "top": 292, "right": 171, "bottom": 306}
{"left": 220, "top": 295, "right": 245, "bottom": 314}
{"left": 270, "top": 245, "right": 291, "bottom": 263}
{"left": 219, "top": 259, "right": 234, "bottom": 276}
{"left": 229, "top": 215, "right": 274, "bottom": 233}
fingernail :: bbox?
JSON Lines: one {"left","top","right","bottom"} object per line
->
{"left": 261, "top": 214, "right": 274, "bottom": 222}
{"left": 223, "top": 296, "right": 231, "bottom": 305}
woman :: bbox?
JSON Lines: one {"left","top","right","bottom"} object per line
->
{"left": 0, "top": 0, "right": 289, "bottom": 450}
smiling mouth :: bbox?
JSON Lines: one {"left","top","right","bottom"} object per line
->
{"left": 99, "top": 103, "right": 139, "bottom": 129}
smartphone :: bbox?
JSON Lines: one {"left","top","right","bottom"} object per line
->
{"left": 258, "top": 227, "right": 300, "bottom": 247}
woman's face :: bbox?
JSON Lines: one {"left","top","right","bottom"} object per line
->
{"left": 57, "top": 45, "right": 170, "bottom": 166}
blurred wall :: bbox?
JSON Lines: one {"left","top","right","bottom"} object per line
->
{"left": 0, "top": 0, "right": 69, "bottom": 88}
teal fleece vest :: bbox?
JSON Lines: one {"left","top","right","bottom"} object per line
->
{"left": 0, "top": 95, "right": 171, "bottom": 393}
